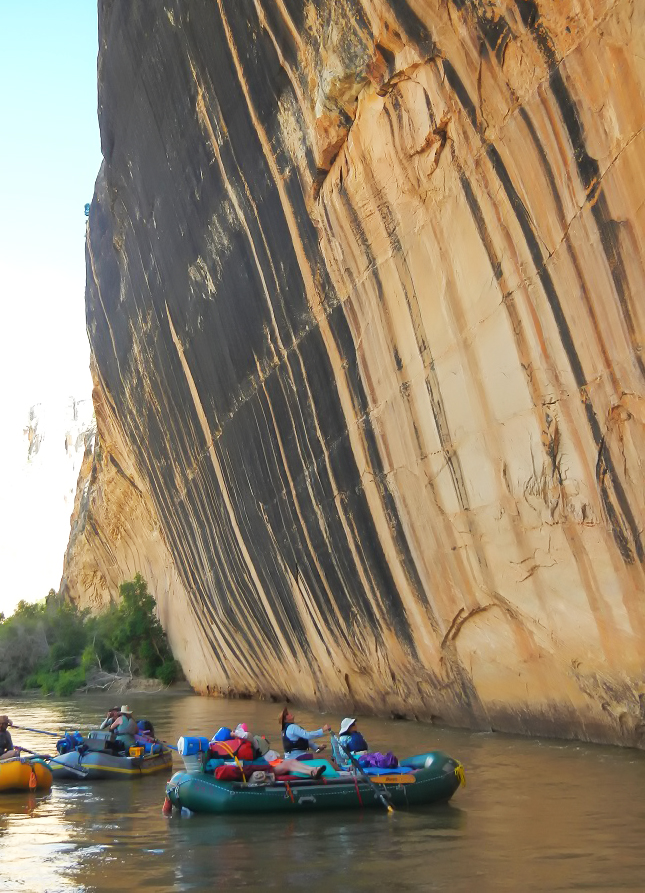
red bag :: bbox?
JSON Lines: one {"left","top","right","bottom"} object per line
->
{"left": 215, "top": 765, "right": 243, "bottom": 781}
{"left": 236, "top": 741, "right": 255, "bottom": 761}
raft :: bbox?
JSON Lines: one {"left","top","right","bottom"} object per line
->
{"left": 49, "top": 730, "right": 173, "bottom": 780}
{"left": 165, "top": 750, "right": 465, "bottom": 815}
{"left": 0, "top": 758, "right": 53, "bottom": 793}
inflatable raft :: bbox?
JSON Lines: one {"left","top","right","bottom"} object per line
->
{"left": 0, "top": 758, "right": 53, "bottom": 793}
{"left": 49, "top": 730, "right": 173, "bottom": 780}
{"left": 165, "top": 740, "right": 465, "bottom": 815}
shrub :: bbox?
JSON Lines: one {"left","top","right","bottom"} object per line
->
{"left": 0, "top": 575, "right": 182, "bottom": 695}
{"left": 112, "top": 574, "right": 177, "bottom": 680}
{"left": 157, "top": 659, "right": 181, "bottom": 686}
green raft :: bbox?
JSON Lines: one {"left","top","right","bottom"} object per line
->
{"left": 165, "top": 750, "right": 465, "bottom": 815}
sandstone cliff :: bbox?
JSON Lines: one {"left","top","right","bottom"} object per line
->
{"left": 64, "top": 0, "right": 645, "bottom": 745}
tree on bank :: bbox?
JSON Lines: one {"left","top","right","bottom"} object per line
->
{"left": 0, "top": 575, "right": 181, "bottom": 696}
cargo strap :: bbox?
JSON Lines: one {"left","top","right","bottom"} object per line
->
{"left": 217, "top": 742, "right": 247, "bottom": 784}
{"left": 352, "top": 775, "right": 363, "bottom": 806}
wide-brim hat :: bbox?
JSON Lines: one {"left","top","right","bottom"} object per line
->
{"left": 120, "top": 705, "right": 132, "bottom": 715}
{"left": 339, "top": 717, "right": 356, "bottom": 735}
{"left": 0, "top": 715, "right": 9, "bottom": 727}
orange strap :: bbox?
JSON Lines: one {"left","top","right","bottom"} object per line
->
{"left": 284, "top": 781, "right": 295, "bottom": 803}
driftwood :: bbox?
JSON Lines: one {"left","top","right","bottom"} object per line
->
{"left": 77, "top": 666, "right": 166, "bottom": 694}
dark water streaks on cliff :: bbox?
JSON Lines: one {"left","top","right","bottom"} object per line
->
{"left": 516, "top": 0, "right": 645, "bottom": 385}
{"left": 435, "top": 28, "right": 644, "bottom": 565}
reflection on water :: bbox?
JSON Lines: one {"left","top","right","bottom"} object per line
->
{"left": 1, "top": 694, "right": 644, "bottom": 892}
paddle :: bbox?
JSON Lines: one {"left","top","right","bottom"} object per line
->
{"left": 152, "top": 737, "right": 178, "bottom": 752}
{"left": 331, "top": 733, "right": 394, "bottom": 813}
{"left": 13, "top": 726, "right": 60, "bottom": 737}
{"left": 18, "top": 747, "right": 90, "bottom": 779}
{"left": 14, "top": 725, "right": 178, "bottom": 754}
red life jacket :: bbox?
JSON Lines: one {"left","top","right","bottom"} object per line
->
{"left": 208, "top": 738, "right": 244, "bottom": 757}
{"left": 208, "top": 738, "right": 255, "bottom": 761}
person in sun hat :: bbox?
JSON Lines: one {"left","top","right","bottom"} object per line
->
{"left": 109, "top": 705, "right": 138, "bottom": 749}
{"left": 338, "top": 718, "right": 368, "bottom": 754}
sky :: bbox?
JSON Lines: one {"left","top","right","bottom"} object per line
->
{"left": 0, "top": 1, "right": 102, "bottom": 615}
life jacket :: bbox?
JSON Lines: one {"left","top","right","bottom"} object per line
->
{"left": 56, "top": 731, "right": 85, "bottom": 755}
{"left": 282, "top": 723, "right": 309, "bottom": 754}
{"left": 137, "top": 719, "right": 155, "bottom": 737}
{"left": 236, "top": 741, "right": 255, "bottom": 761}
{"left": 208, "top": 738, "right": 244, "bottom": 757}
{"left": 208, "top": 738, "right": 256, "bottom": 761}
{"left": 340, "top": 730, "right": 369, "bottom": 753}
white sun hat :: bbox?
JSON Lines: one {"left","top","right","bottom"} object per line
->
{"left": 339, "top": 717, "right": 356, "bottom": 735}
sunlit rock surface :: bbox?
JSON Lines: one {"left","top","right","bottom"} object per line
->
{"left": 65, "top": 0, "right": 645, "bottom": 745}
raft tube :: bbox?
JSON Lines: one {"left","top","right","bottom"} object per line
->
{"left": 165, "top": 750, "right": 464, "bottom": 815}
{"left": 0, "top": 758, "right": 53, "bottom": 793}
{"left": 49, "top": 730, "right": 174, "bottom": 780}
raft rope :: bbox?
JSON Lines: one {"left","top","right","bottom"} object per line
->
{"left": 284, "top": 781, "right": 294, "bottom": 803}
{"left": 164, "top": 778, "right": 190, "bottom": 813}
{"left": 454, "top": 763, "right": 466, "bottom": 787}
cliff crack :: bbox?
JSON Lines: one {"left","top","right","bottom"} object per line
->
{"left": 441, "top": 603, "right": 495, "bottom": 648}
{"left": 542, "top": 125, "right": 645, "bottom": 266}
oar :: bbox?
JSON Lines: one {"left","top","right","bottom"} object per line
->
{"left": 14, "top": 725, "right": 178, "bottom": 753}
{"left": 152, "top": 737, "right": 178, "bottom": 752}
{"left": 18, "top": 747, "right": 89, "bottom": 779}
{"left": 331, "top": 733, "right": 394, "bottom": 813}
{"left": 12, "top": 726, "right": 60, "bottom": 737}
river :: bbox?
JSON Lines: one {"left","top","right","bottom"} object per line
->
{"left": 0, "top": 693, "right": 643, "bottom": 892}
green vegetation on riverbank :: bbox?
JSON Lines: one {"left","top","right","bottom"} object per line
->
{"left": 0, "top": 574, "right": 181, "bottom": 696}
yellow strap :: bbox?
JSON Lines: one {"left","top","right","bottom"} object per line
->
{"left": 217, "top": 742, "right": 247, "bottom": 784}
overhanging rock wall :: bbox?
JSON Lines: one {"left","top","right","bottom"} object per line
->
{"left": 65, "top": 0, "right": 645, "bottom": 745}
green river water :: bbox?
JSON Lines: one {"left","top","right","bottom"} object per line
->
{"left": 0, "top": 693, "right": 643, "bottom": 892}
